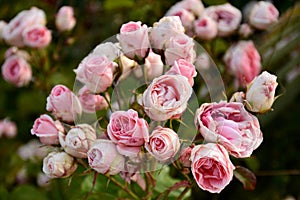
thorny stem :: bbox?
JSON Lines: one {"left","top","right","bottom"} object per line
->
{"left": 144, "top": 171, "right": 155, "bottom": 200}
{"left": 83, "top": 171, "right": 98, "bottom": 200}
{"left": 103, "top": 174, "right": 139, "bottom": 200}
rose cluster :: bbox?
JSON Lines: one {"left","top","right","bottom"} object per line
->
{"left": 0, "top": 6, "right": 76, "bottom": 87}
{"left": 30, "top": 0, "right": 280, "bottom": 195}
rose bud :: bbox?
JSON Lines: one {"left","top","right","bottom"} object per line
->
{"left": 55, "top": 6, "right": 76, "bottom": 32}
{"left": 149, "top": 16, "right": 185, "bottom": 50}
{"left": 166, "top": 58, "right": 197, "bottom": 86}
{"left": 142, "top": 74, "right": 192, "bottom": 121}
{"left": 248, "top": 1, "right": 279, "bottom": 30}
{"left": 87, "top": 139, "right": 125, "bottom": 175}
{"left": 238, "top": 23, "right": 253, "bottom": 38}
{"left": 107, "top": 109, "right": 149, "bottom": 157}
{"left": 179, "top": 146, "right": 193, "bottom": 167}
{"left": 0, "top": 118, "right": 17, "bottom": 138}
{"left": 74, "top": 54, "right": 117, "bottom": 93}
{"left": 194, "top": 15, "right": 218, "bottom": 40}
{"left": 167, "top": 0, "right": 204, "bottom": 17}
{"left": 164, "top": 33, "right": 195, "bottom": 65}
{"left": 223, "top": 40, "right": 261, "bottom": 86}
{"left": 1, "top": 55, "right": 32, "bottom": 87}
{"left": 245, "top": 71, "right": 278, "bottom": 113}
{"left": 190, "top": 143, "right": 235, "bottom": 193}
{"left": 31, "top": 114, "right": 63, "bottom": 145}
{"left": 205, "top": 3, "right": 242, "bottom": 37}
{"left": 2, "top": 7, "right": 46, "bottom": 47}
{"left": 77, "top": 86, "right": 109, "bottom": 113}
{"left": 145, "top": 126, "right": 180, "bottom": 162}
{"left": 117, "top": 21, "right": 150, "bottom": 60}
{"left": 4, "top": 46, "right": 30, "bottom": 60}
{"left": 229, "top": 91, "right": 245, "bottom": 103}
{"left": 22, "top": 25, "right": 51, "bottom": 48}
{"left": 194, "top": 101, "right": 263, "bottom": 158}
{"left": 165, "top": 7, "right": 195, "bottom": 30}
{"left": 46, "top": 84, "right": 82, "bottom": 123}
{"left": 0, "top": 20, "right": 7, "bottom": 41}
{"left": 133, "top": 50, "right": 164, "bottom": 81}
{"left": 59, "top": 124, "right": 96, "bottom": 158}
{"left": 43, "top": 151, "right": 77, "bottom": 178}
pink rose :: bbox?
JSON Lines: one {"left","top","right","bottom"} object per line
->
{"left": 249, "top": 1, "right": 279, "bottom": 30}
{"left": 46, "top": 84, "right": 82, "bottom": 123}
{"left": 165, "top": 7, "right": 195, "bottom": 30}
{"left": 238, "top": 23, "right": 253, "bottom": 38}
{"left": 31, "top": 114, "right": 63, "bottom": 145}
{"left": 2, "top": 7, "right": 46, "bottom": 47}
{"left": 17, "top": 139, "right": 48, "bottom": 161}
{"left": 145, "top": 126, "right": 180, "bottom": 162}
{"left": 107, "top": 109, "right": 149, "bottom": 157}
{"left": 190, "top": 143, "right": 235, "bottom": 193}
{"left": 117, "top": 21, "right": 150, "bottom": 60}
{"left": 205, "top": 3, "right": 242, "bottom": 37}
{"left": 78, "top": 86, "right": 109, "bottom": 113}
{"left": 169, "top": 0, "right": 204, "bottom": 17}
{"left": 166, "top": 58, "right": 197, "bottom": 86}
{"left": 149, "top": 16, "right": 185, "bottom": 50}
{"left": 223, "top": 40, "right": 261, "bottom": 86}
{"left": 74, "top": 54, "right": 116, "bottom": 93}
{"left": 4, "top": 47, "right": 30, "bottom": 60}
{"left": 1, "top": 55, "right": 32, "bottom": 87}
{"left": 92, "top": 42, "right": 121, "bottom": 61}
{"left": 194, "top": 101, "right": 263, "bottom": 158}
{"left": 143, "top": 74, "right": 192, "bottom": 121}
{"left": 59, "top": 124, "right": 97, "bottom": 158}
{"left": 0, "top": 118, "right": 17, "bottom": 138}
{"left": 55, "top": 6, "right": 76, "bottom": 32}
{"left": 246, "top": 71, "right": 278, "bottom": 113}
{"left": 87, "top": 139, "right": 125, "bottom": 175}
{"left": 0, "top": 20, "right": 7, "bottom": 41}
{"left": 164, "top": 33, "right": 195, "bottom": 65}
{"left": 22, "top": 25, "right": 51, "bottom": 48}
{"left": 194, "top": 15, "right": 218, "bottom": 40}
{"left": 134, "top": 50, "right": 164, "bottom": 81}
{"left": 43, "top": 151, "right": 77, "bottom": 178}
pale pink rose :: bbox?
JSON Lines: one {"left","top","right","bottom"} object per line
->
{"left": 0, "top": 20, "right": 7, "bottom": 41}
{"left": 223, "top": 40, "right": 261, "bottom": 86}
{"left": 194, "top": 101, "right": 263, "bottom": 158}
{"left": 4, "top": 46, "right": 30, "bottom": 60}
{"left": 55, "top": 6, "right": 76, "bottom": 32}
{"left": 17, "top": 139, "right": 49, "bottom": 161}
{"left": 164, "top": 33, "right": 195, "bottom": 65}
{"left": 59, "top": 124, "right": 97, "bottom": 158}
{"left": 22, "top": 25, "right": 51, "bottom": 48}
{"left": 194, "top": 15, "right": 218, "bottom": 40}
{"left": 78, "top": 86, "right": 109, "bottom": 113}
{"left": 205, "top": 3, "right": 242, "bottom": 37}
{"left": 0, "top": 118, "right": 17, "bottom": 138}
{"left": 119, "top": 55, "right": 138, "bottom": 80}
{"left": 107, "top": 109, "right": 149, "bottom": 157}
{"left": 46, "top": 84, "right": 82, "bottom": 123}
{"left": 176, "top": 0, "right": 205, "bottom": 16}
{"left": 246, "top": 71, "right": 278, "bottom": 113}
{"left": 190, "top": 143, "right": 235, "bottom": 193}
{"left": 134, "top": 50, "right": 164, "bottom": 81}
{"left": 87, "top": 139, "right": 125, "bottom": 175}
{"left": 92, "top": 42, "right": 121, "bottom": 61}
{"left": 166, "top": 58, "right": 197, "bottom": 86}
{"left": 2, "top": 7, "right": 46, "bottom": 47}
{"left": 43, "top": 151, "right": 77, "bottom": 178}
{"left": 1, "top": 55, "right": 32, "bottom": 87}
{"left": 238, "top": 23, "right": 253, "bottom": 38}
{"left": 74, "top": 54, "right": 116, "bottom": 93}
{"left": 143, "top": 74, "right": 192, "bottom": 121}
{"left": 195, "top": 53, "right": 210, "bottom": 70}
{"left": 166, "top": 7, "right": 195, "bottom": 30}
{"left": 249, "top": 1, "right": 279, "bottom": 30}
{"left": 179, "top": 146, "right": 193, "bottom": 167}
{"left": 117, "top": 21, "right": 150, "bottom": 60}
{"left": 31, "top": 114, "right": 63, "bottom": 145}
{"left": 145, "top": 126, "right": 180, "bottom": 162}
{"left": 149, "top": 16, "right": 185, "bottom": 50}
{"left": 229, "top": 91, "right": 245, "bottom": 103}
{"left": 37, "top": 172, "right": 51, "bottom": 187}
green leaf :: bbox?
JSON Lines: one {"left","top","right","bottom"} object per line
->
{"left": 10, "top": 185, "right": 48, "bottom": 200}
{"left": 104, "top": 0, "right": 134, "bottom": 10}
{"left": 234, "top": 166, "right": 257, "bottom": 191}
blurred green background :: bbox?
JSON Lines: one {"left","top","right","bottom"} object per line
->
{"left": 0, "top": 0, "right": 299, "bottom": 199}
